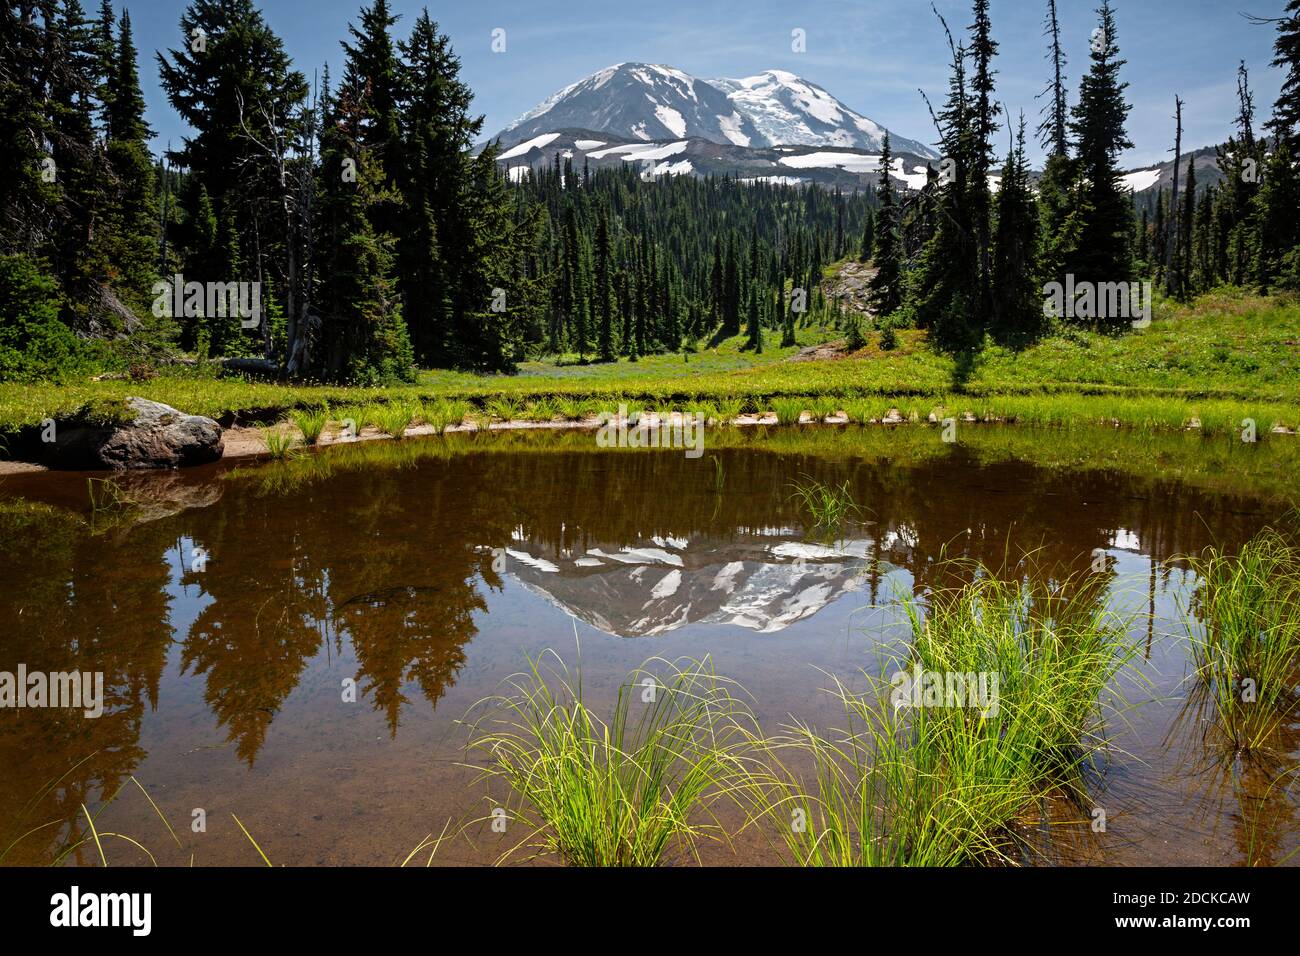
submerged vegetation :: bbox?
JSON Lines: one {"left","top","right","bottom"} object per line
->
{"left": 789, "top": 475, "right": 862, "bottom": 536}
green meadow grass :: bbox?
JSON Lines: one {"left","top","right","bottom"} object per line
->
{"left": 3, "top": 291, "right": 1296, "bottom": 442}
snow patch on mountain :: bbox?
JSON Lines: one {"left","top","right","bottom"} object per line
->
{"left": 777, "top": 151, "right": 937, "bottom": 189}
{"left": 1122, "top": 168, "right": 1162, "bottom": 192}
{"left": 498, "top": 132, "right": 561, "bottom": 160}
{"left": 778, "top": 150, "right": 882, "bottom": 174}
{"left": 717, "top": 112, "right": 751, "bottom": 147}
{"left": 654, "top": 103, "right": 687, "bottom": 137}
{"left": 587, "top": 140, "right": 689, "bottom": 161}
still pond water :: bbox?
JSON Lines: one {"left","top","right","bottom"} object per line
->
{"left": 1, "top": 427, "right": 1296, "bottom": 866}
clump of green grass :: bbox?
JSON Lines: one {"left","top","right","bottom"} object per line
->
{"left": 845, "top": 399, "right": 878, "bottom": 424}
{"left": 367, "top": 403, "right": 414, "bottom": 439}
{"left": 741, "top": 569, "right": 1135, "bottom": 866}
{"left": 262, "top": 427, "right": 300, "bottom": 460}
{"left": 468, "top": 403, "right": 495, "bottom": 431}
{"left": 417, "top": 400, "right": 453, "bottom": 435}
{"left": 442, "top": 399, "right": 472, "bottom": 430}
{"left": 526, "top": 397, "right": 561, "bottom": 422}
{"left": 788, "top": 475, "right": 860, "bottom": 533}
{"left": 487, "top": 396, "right": 525, "bottom": 423}
{"left": 329, "top": 405, "right": 364, "bottom": 440}
{"left": 694, "top": 401, "right": 720, "bottom": 426}
{"left": 1181, "top": 526, "right": 1300, "bottom": 753}
{"left": 466, "top": 652, "right": 756, "bottom": 867}
{"left": 810, "top": 396, "right": 841, "bottom": 422}
{"left": 715, "top": 398, "right": 743, "bottom": 426}
{"left": 772, "top": 397, "right": 807, "bottom": 425}
{"left": 902, "top": 569, "right": 1135, "bottom": 779}
{"left": 557, "top": 396, "right": 590, "bottom": 421}
{"left": 288, "top": 406, "right": 328, "bottom": 445}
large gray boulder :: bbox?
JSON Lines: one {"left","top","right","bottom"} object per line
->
{"left": 47, "top": 397, "right": 224, "bottom": 470}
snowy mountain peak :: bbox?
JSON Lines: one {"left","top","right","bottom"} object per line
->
{"left": 709, "top": 70, "right": 935, "bottom": 157}
{"left": 503, "top": 62, "right": 761, "bottom": 146}
{"left": 496, "top": 63, "right": 936, "bottom": 158}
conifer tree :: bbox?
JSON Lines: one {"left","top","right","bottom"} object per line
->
{"left": 968, "top": 0, "right": 999, "bottom": 325}
{"left": 1175, "top": 155, "right": 1197, "bottom": 297}
{"left": 103, "top": 9, "right": 160, "bottom": 320}
{"left": 867, "top": 133, "right": 903, "bottom": 319}
{"left": 990, "top": 117, "right": 1041, "bottom": 344}
{"left": 745, "top": 281, "right": 761, "bottom": 351}
{"left": 1265, "top": 0, "right": 1300, "bottom": 148}
{"left": 595, "top": 204, "right": 614, "bottom": 362}
{"left": 315, "top": 28, "right": 414, "bottom": 382}
{"left": 1217, "top": 62, "right": 1263, "bottom": 285}
{"left": 910, "top": 14, "right": 980, "bottom": 350}
{"left": 858, "top": 208, "right": 874, "bottom": 262}
{"left": 722, "top": 236, "right": 741, "bottom": 336}
{"left": 1035, "top": 0, "right": 1077, "bottom": 289}
{"left": 1252, "top": 3, "right": 1300, "bottom": 291}
{"left": 1065, "top": 0, "right": 1135, "bottom": 307}
{"left": 1252, "top": 138, "right": 1300, "bottom": 291}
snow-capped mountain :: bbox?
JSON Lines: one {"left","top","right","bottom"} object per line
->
{"left": 496, "top": 62, "right": 936, "bottom": 159}
{"left": 709, "top": 70, "right": 935, "bottom": 157}
{"left": 504, "top": 63, "right": 764, "bottom": 148}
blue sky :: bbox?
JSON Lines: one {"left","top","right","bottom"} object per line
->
{"left": 125, "top": 0, "right": 1287, "bottom": 167}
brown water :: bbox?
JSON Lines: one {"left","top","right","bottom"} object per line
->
{"left": 1, "top": 428, "right": 1296, "bottom": 866}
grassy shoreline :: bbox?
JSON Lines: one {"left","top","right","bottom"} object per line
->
{"left": 2, "top": 290, "right": 1297, "bottom": 445}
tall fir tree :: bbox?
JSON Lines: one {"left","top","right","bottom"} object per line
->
{"left": 595, "top": 204, "right": 614, "bottom": 362}
{"left": 1265, "top": 0, "right": 1300, "bottom": 149}
{"left": 1065, "top": 0, "right": 1135, "bottom": 317}
{"left": 967, "top": 0, "right": 999, "bottom": 326}
{"left": 911, "top": 13, "right": 981, "bottom": 351}
{"left": 1036, "top": 0, "right": 1078, "bottom": 289}
{"left": 867, "top": 132, "right": 904, "bottom": 318}
{"left": 858, "top": 208, "right": 875, "bottom": 262}
{"left": 103, "top": 9, "right": 160, "bottom": 322}
{"left": 990, "top": 116, "right": 1042, "bottom": 344}
{"left": 158, "top": 0, "right": 308, "bottom": 355}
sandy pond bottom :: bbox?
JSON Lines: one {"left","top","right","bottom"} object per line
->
{"left": 0, "top": 428, "right": 1296, "bottom": 867}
